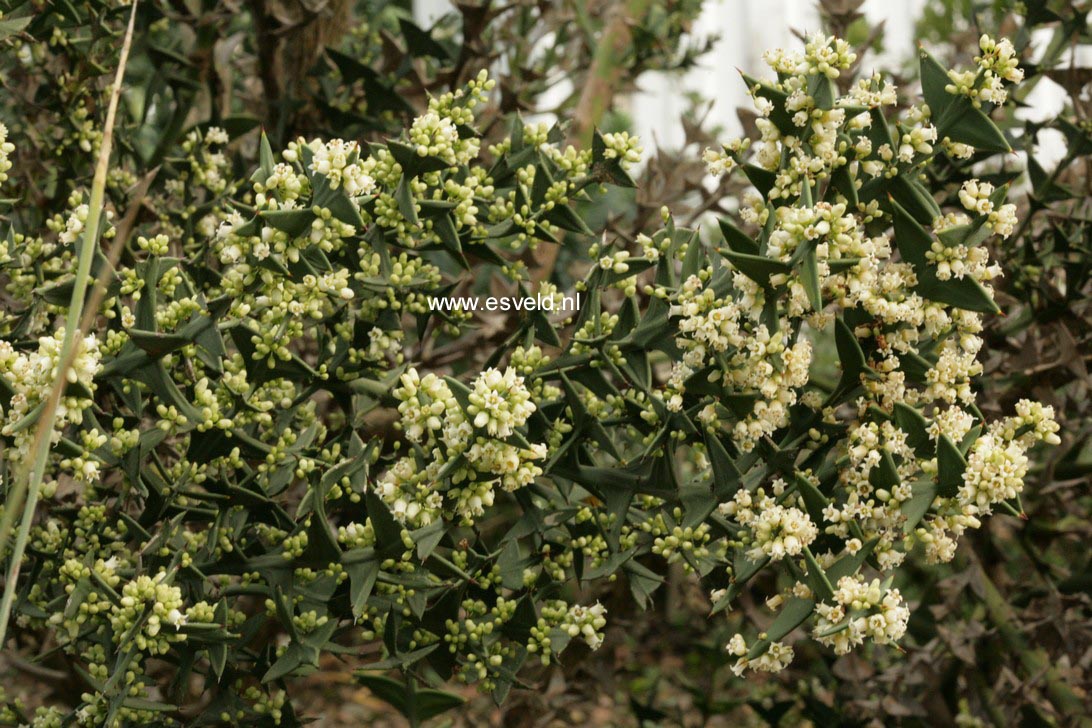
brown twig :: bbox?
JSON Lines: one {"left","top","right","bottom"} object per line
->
{"left": 528, "top": 0, "right": 653, "bottom": 286}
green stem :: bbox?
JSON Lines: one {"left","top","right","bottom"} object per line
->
{"left": 427, "top": 551, "right": 476, "bottom": 583}
{"left": 971, "top": 558, "right": 1085, "bottom": 718}
{"left": 406, "top": 675, "right": 419, "bottom": 728}
{"left": 0, "top": 1, "right": 139, "bottom": 648}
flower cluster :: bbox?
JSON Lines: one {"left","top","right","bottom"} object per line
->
{"left": 109, "top": 573, "right": 191, "bottom": 655}
{"left": 669, "top": 273, "right": 813, "bottom": 451}
{"left": 958, "top": 179, "right": 1018, "bottom": 237}
{"left": 946, "top": 35, "right": 1024, "bottom": 107}
{"left": 0, "top": 330, "right": 101, "bottom": 487}
{"left": 304, "top": 138, "right": 377, "bottom": 195}
{"left": 0, "top": 23, "right": 1057, "bottom": 725}
{"left": 959, "top": 400, "right": 1060, "bottom": 513}
{"left": 813, "top": 576, "right": 910, "bottom": 655}
{"left": 721, "top": 488, "right": 818, "bottom": 562}
{"left": 726, "top": 633, "right": 795, "bottom": 676}
{"left": 0, "top": 122, "right": 14, "bottom": 185}
{"left": 599, "top": 131, "right": 644, "bottom": 169}
{"left": 678, "top": 33, "right": 1050, "bottom": 673}
{"left": 467, "top": 367, "right": 537, "bottom": 438}
{"left": 384, "top": 367, "right": 547, "bottom": 525}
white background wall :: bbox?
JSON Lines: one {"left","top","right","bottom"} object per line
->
{"left": 412, "top": 0, "right": 1074, "bottom": 167}
{"left": 413, "top": 0, "right": 927, "bottom": 151}
{"left": 630, "top": 0, "right": 926, "bottom": 150}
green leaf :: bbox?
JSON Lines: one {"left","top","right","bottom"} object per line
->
{"left": 901, "top": 479, "right": 938, "bottom": 533}
{"left": 398, "top": 17, "right": 451, "bottom": 60}
{"left": 312, "top": 173, "right": 367, "bottom": 229}
{"left": 366, "top": 492, "right": 402, "bottom": 550}
{"left": 919, "top": 48, "right": 953, "bottom": 122}
{"left": 802, "top": 548, "right": 835, "bottom": 602}
{"left": 936, "top": 219, "right": 993, "bottom": 248}
{"left": 868, "top": 451, "right": 900, "bottom": 490}
{"left": 768, "top": 598, "right": 821, "bottom": 637}
{"left": 258, "top": 131, "right": 275, "bottom": 176}
{"left": 718, "top": 218, "right": 759, "bottom": 255}
{"left": 889, "top": 175, "right": 940, "bottom": 226}
{"left": 209, "top": 601, "right": 230, "bottom": 680}
{"left": 829, "top": 164, "right": 859, "bottom": 207}
{"left": 544, "top": 204, "right": 593, "bottom": 235}
{"left": 705, "top": 430, "right": 742, "bottom": 500}
{"left": 386, "top": 140, "right": 450, "bottom": 178}
{"left": 890, "top": 199, "right": 932, "bottom": 269}
{"left": 834, "top": 316, "right": 867, "bottom": 386}
{"left": 742, "top": 164, "right": 776, "bottom": 198}
{"left": 947, "top": 104, "right": 1011, "bottom": 153}
{"left": 827, "top": 258, "right": 861, "bottom": 273}
{"left": 413, "top": 520, "right": 445, "bottom": 561}
{"left": 0, "top": 12, "right": 32, "bottom": 41}
{"left": 355, "top": 674, "right": 466, "bottom": 722}
{"left": 127, "top": 328, "right": 193, "bottom": 358}
{"left": 359, "top": 644, "right": 439, "bottom": 671}
{"left": 497, "top": 539, "right": 529, "bottom": 590}
{"left": 794, "top": 472, "right": 829, "bottom": 525}
{"left": 893, "top": 403, "right": 931, "bottom": 457}
{"left": 892, "top": 200, "right": 1000, "bottom": 314}
{"left": 800, "top": 246, "right": 822, "bottom": 311}
{"left": 120, "top": 697, "right": 174, "bottom": 712}
{"left": 740, "top": 74, "right": 796, "bottom": 135}
{"left": 413, "top": 688, "right": 467, "bottom": 721}
{"left": 919, "top": 47, "right": 1010, "bottom": 153}
{"left": 746, "top": 597, "right": 815, "bottom": 659}
{"left": 680, "top": 229, "right": 704, "bottom": 279}
{"left": 263, "top": 643, "right": 305, "bottom": 683}
{"left": 624, "top": 560, "right": 665, "bottom": 609}
{"left": 827, "top": 538, "right": 879, "bottom": 581}
{"left": 718, "top": 553, "right": 770, "bottom": 610}
{"left": 327, "top": 51, "right": 414, "bottom": 117}
{"left": 260, "top": 208, "right": 315, "bottom": 237}
{"left": 395, "top": 176, "right": 419, "bottom": 225}
{"left": 348, "top": 558, "right": 379, "bottom": 619}
{"left": 355, "top": 674, "right": 408, "bottom": 715}
{"left": 591, "top": 130, "right": 637, "bottom": 187}
{"left": 937, "top": 434, "right": 967, "bottom": 498}
{"left": 808, "top": 74, "right": 836, "bottom": 110}
{"left": 723, "top": 251, "right": 789, "bottom": 289}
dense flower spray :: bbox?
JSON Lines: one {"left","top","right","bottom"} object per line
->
{"left": 0, "top": 24, "right": 1059, "bottom": 724}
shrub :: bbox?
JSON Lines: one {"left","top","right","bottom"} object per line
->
{"left": 0, "top": 6, "right": 1062, "bottom": 727}
{"left": 800, "top": 2, "right": 1092, "bottom": 722}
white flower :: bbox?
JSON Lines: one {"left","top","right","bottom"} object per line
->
{"left": 960, "top": 431, "right": 1029, "bottom": 511}
{"left": 165, "top": 608, "right": 187, "bottom": 628}
{"left": 205, "top": 126, "right": 230, "bottom": 145}
{"left": 729, "top": 635, "right": 795, "bottom": 676}
{"left": 976, "top": 35, "right": 1023, "bottom": 83}
{"left": 748, "top": 502, "right": 819, "bottom": 561}
{"left": 726, "top": 633, "right": 747, "bottom": 656}
{"left": 306, "top": 138, "right": 376, "bottom": 196}
{"left": 467, "top": 367, "right": 536, "bottom": 439}
{"left": 959, "top": 179, "right": 995, "bottom": 215}
{"left": 813, "top": 576, "right": 909, "bottom": 655}
{"left": 600, "top": 131, "right": 643, "bottom": 169}
{"left": 0, "top": 122, "right": 14, "bottom": 184}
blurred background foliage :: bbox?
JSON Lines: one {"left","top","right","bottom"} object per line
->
{"left": 0, "top": 0, "right": 1089, "bottom": 724}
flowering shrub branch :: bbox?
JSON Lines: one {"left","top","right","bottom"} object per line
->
{"left": 0, "top": 22, "right": 1059, "bottom": 727}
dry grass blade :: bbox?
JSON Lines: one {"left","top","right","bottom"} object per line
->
{"left": 0, "top": 0, "right": 140, "bottom": 647}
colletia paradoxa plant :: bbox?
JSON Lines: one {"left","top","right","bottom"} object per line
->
{"left": 0, "top": 30, "right": 1058, "bottom": 726}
